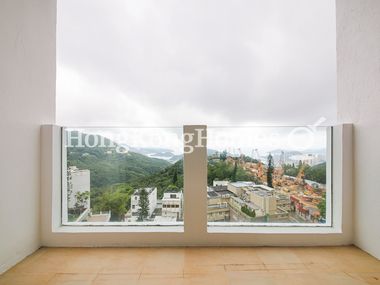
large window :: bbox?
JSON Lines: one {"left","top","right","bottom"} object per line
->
{"left": 61, "top": 125, "right": 331, "bottom": 228}
{"left": 62, "top": 127, "right": 184, "bottom": 225}
{"left": 207, "top": 126, "right": 331, "bottom": 227}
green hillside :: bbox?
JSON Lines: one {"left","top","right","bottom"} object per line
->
{"left": 305, "top": 162, "right": 327, "bottom": 184}
{"left": 66, "top": 132, "right": 171, "bottom": 188}
{"left": 129, "top": 160, "right": 183, "bottom": 199}
{"left": 90, "top": 161, "right": 183, "bottom": 219}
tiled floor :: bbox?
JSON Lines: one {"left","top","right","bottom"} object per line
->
{"left": 1, "top": 246, "right": 379, "bottom": 284}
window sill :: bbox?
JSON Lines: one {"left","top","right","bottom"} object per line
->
{"left": 207, "top": 225, "right": 341, "bottom": 234}
{"left": 53, "top": 225, "right": 184, "bottom": 233}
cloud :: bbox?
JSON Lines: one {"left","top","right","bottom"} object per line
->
{"left": 57, "top": 0, "right": 337, "bottom": 126}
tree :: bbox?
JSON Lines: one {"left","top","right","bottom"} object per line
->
{"left": 267, "top": 153, "right": 274, "bottom": 188}
{"left": 137, "top": 188, "right": 150, "bottom": 221}
{"left": 220, "top": 150, "right": 227, "bottom": 161}
{"left": 231, "top": 161, "right": 238, "bottom": 182}
{"left": 298, "top": 160, "right": 303, "bottom": 170}
{"left": 100, "top": 190, "right": 129, "bottom": 221}
{"left": 172, "top": 166, "right": 178, "bottom": 185}
{"left": 317, "top": 192, "right": 326, "bottom": 219}
{"left": 74, "top": 191, "right": 90, "bottom": 213}
{"left": 166, "top": 184, "right": 179, "bottom": 192}
{"left": 241, "top": 205, "right": 256, "bottom": 218}
{"left": 304, "top": 162, "right": 326, "bottom": 184}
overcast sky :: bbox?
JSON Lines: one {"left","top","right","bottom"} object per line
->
{"left": 57, "top": 0, "right": 337, "bottom": 127}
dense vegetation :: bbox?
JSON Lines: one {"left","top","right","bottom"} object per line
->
{"left": 86, "top": 161, "right": 183, "bottom": 220}
{"left": 304, "top": 163, "right": 327, "bottom": 184}
{"left": 241, "top": 205, "right": 256, "bottom": 218}
{"left": 67, "top": 145, "right": 171, "bottom": 188}
{"left": 91, "top": 183, "right": 134, "bottom": 221}
{"left": 67, "top": 132, "right": 177, "bottom": 219}
{"left": 283, "top": 162, "right": 326, "bottom": 184}
{"left": 207, "top": 159, "right": 259, "bottom": 185}
{"left": 129, "top": 160, "right": 183, "bottom": 198}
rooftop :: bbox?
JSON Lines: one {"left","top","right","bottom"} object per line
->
{"left": 133, "top": 187, "right": 156, "bottom": 195}
{"left": 229, "top": 181, "right": 256, "bottom": 188}
{"left": 207, "top": 190, "right": 219, "bottom": 198}
{"left": 164, "top": 188, "right": 182, "bottom": 193}
{"left": 208, "top": 185, "right": 235, "bottom": 197}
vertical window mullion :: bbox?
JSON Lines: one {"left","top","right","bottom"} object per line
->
{"left": 183, "top": 125, "right": 208, "bottom": 235}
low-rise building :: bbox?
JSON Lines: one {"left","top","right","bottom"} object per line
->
{"left": 131, "top": 187, "right": 157, "bottom": 218}
{"left": 208, "top": 203, "right": 230, "bottom": 222}
{"left": 276, "top": 193, "right": 291, "bottom": 212}
{"left": 248, "top": 185, "right": 277, "bottom": 215}
{"left": 229, "top": 196, "right": 262, "bottom": 220}
{"left": 213, "top": 180, "right": 229, "bottom": 187}
{"left": 162, "top": 190, "right": 183, "bottom": 221}
{"left": 67, "top": 166, "right": 90, "bottom": 210}
{"left": 227, "top": 181, "right": 256, "bottom": 197}
{"left": 207, "top": 187, "right": 231, "bottom": 222}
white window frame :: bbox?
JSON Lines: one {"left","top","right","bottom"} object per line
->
{"left": 61, "top": 127, "right": 185, "bottom": 227}
{"left": 40, "top": 124, "right": 353, "bottom": 246}
{"left": 207, "top": 126, "right": 333, "bottom": 229}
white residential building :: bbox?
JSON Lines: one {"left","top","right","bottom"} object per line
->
{"left": 162, "top": 190, "right": 183, "bottom": 220}
{"left": 213, "top": 180, "right": 229, "bottom": 187}
{"left": 67, "top": 166, "right": 90, "bottom": 209}
{"left": 131, "top": 187, "right": 157, "bottom": 218}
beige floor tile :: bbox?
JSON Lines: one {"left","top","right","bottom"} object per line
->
{"left": 184, "top": 248, "right": 226, "bottom": 266}
{"left": 343, "top": 259, "right": 380, "bottom": 273}
{"left": 92, "top": 273, "right": 140, "bottom": 285}
{"left": 225, "top": 263, "right": 266, "bottom": 271}
{"left": 183, "top": 264, "right": 225, "bottom": 274}
{"left": 256, "top": 248, "right": 302, "bottom": 265}
{"left": 47, "top": 273, "right": 96, "bottom": 285}
{"left": 98, "top": 248, "right": 150, "bottom": 274}
{"left": 141, "top": 249, "right": 185, "bottom": 274}
{"left": 60, "top": 257, "right": 110, "bottom": 274}
{"left": 184, "top": 272, "right": 230, "bottom": 285}
{"left": 347, "top": 272, "right": 380, "bottom": 284}
{"left": 265, "top": 262, "right": 308, "bottom": 271}
{"left": 9, "top": 256, "right": 71, "bottom": 274}
{"left": 99, "top": 263, "right": 144, "bottom": 275}
{"left": 293, "top": 247, "right": 343, "bottom": 264}
{"left": 201, "top": 247, "right": 262, "bottom": 265}
{"left": 227, "top": 271, "right": 280, "bottom": 285}
{"left": 139, "top": 273, "right": 185, "bottom": 285}
{"left": 0, "top": 273, "right": 54, "bottom": 285}
{"left": 138, "top": 278, "right": 186, "bottom": 285}
{"left": 304, "top": 262, "right": 341, "bottom": 273}
{"left": 321, "top": 272, "right": 370, "bottom": 285}
{"left": 1, "top": 246, "right": 379, "bottom": 285}
{"left": 139, "top": 273, "right": 183, "bottom": 279}
{"left": 99, "top": 257, "right": 145, "bottom": 274}
{"left": 272, "top": 272, "right": 322, "bottom": 285}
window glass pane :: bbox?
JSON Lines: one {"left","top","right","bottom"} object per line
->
{"left": 63, "top": 127, "right": 184, "bottom": 225}
{"left": 207, "top": 126, "right": 331, "bottom": 226}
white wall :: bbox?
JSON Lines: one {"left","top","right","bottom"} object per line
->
{"left": 336, "top": 0, "right": 380, "bottom": 259}
{"left": 0, "top": 0, "right": 56, "bottom": 273}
